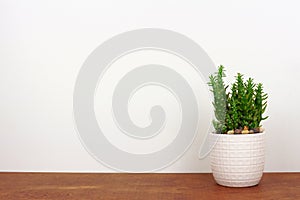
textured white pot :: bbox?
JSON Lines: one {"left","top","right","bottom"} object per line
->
{"left": 210, "top": 132, "right": 265, "bottom": 187}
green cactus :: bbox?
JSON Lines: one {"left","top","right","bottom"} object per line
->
{"left": 208, "top": 66, "right": 268, "bottom": 134}
{"left": 254, "top": 83, "right": 268, "bottom": 127}
{"left": 208, "top": 65, "right": 228, "bottom": 133}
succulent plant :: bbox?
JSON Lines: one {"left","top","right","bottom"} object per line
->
{"left": 208, "top": 66, "right": 268, "bottom": 134}
{"left": 208, "top": 65, "right": 227, "bottom": 133}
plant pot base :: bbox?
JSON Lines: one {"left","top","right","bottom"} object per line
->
{"left": 214, "top": 178, "right": 261, "bottom": 188}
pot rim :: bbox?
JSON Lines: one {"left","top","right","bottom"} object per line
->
{"left": 209, "top": 131, "right": 265, "bottom": 137}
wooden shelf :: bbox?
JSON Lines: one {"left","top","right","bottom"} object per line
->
{"left": 0, "top": 173, "right": 299, "bottom": 199}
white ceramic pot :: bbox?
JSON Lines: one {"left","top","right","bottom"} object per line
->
{"left": 210, "top": 132, "right": 265, "bottom": 187}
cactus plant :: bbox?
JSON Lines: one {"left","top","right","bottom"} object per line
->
{"left": 208, "top": 65, "right": 227, "bottom": 133}
{"left": 208, "top": 66, "right": 268, "bottom": 134}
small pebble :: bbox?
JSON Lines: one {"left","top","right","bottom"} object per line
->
{"left": 241, "top": 130, "right": 249, "bottom": 134}
{"left": 253, "top": 127, "right": 260, "bottom": 133}
{"left": 227, "top": 130, "right": 234, "bottom": 134}
{"left": 259, "top": 127, "right": 265, "bottom": 133}
{"left": 235, "top": 129, "right": 242, "bottom": 134}
{"left": 249, "top": 130, "right": 254, "bottom": 134}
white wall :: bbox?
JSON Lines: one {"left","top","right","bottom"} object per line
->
{"left": 0, "top": 0, "right": 299, "bottom": 172}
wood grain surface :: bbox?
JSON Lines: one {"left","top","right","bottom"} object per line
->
{"left": 0, "top": 173, "right": 299, "bottom": 200}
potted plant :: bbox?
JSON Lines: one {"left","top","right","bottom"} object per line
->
{"left": 208, "top": 65, "right": 268, "bottom": 187}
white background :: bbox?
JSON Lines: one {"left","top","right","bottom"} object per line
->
{"left": 0, "top": 0, "right": 299, "bottom": 172}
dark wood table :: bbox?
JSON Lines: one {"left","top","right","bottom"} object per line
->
{"left": 0, "top": 173, "right": 299, "bottom": 199}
